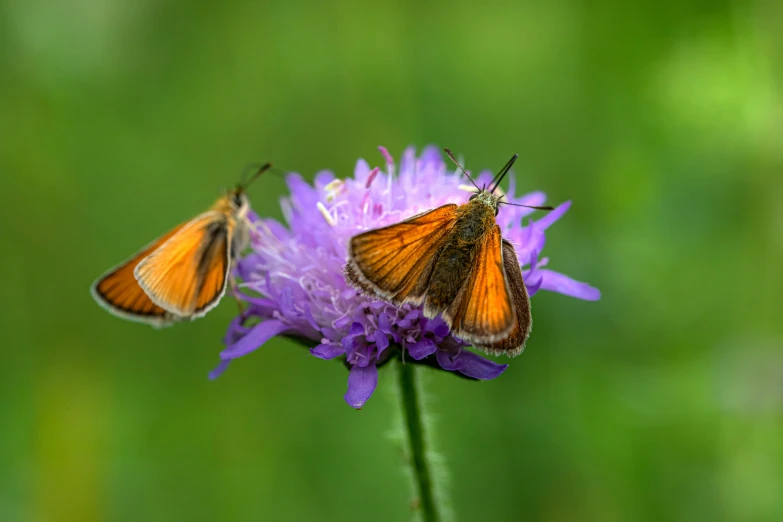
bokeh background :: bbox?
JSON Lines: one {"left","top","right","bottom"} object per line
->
{"left": 2, "top": 0, "right": 782, "bottom": 520}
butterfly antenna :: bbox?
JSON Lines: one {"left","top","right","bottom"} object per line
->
{"left": 489, "top": 154, "right": 519, "bottom": 194}
{"left": 444, "top": 148, "right": 482, "bottom": 192}
{"left": 239, "top": 162, "right": 272, "bottom": 191}
{"left": 498, "top": 200, "right": 554, "bottom": 211}
{"left": 239, "top": 162, "right": 265, "bottom": 185}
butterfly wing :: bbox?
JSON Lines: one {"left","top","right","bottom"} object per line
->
{"left": 474, "top": 239, "right": 531, "bottom": 356}
{"left": 444, "top": 225, "right": 516, "bottom": 345}
{"left": 134, "top": 211, "right": 232, "bottom": 318}
{"left": 91, "top": 225, "right": 187, "bottom": 327}
{"left": 345, "top": 204, "right": 459, "bottom": 305}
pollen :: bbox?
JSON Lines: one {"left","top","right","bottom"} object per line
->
{"left": 324, "top": 179, "right": 345, "bottom": 202}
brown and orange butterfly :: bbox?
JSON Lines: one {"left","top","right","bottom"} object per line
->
{"left": 91, "top": 164, "right": 270, "bottom": 327}
{"left": 345, "top": 150, "right": 552, "bottom": 356}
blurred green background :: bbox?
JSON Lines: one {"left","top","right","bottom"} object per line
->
{"left": 2, "top": 0, "right": 782, "bottom": 520}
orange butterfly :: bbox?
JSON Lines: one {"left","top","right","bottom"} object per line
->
{"left": 345, "top": 150, "right": 552, "bottom": 356}
{"left": 91, "top": 164, "right": 270, "bottom": 327}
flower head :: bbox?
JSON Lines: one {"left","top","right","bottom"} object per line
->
{"left": 213, "top": 146, "right": 600, "bottom": 408}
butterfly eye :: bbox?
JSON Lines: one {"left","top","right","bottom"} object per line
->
{"left": 469, "top": 193, "right": 478, "bottom": 201}
{"left": 233, "top": 193, "right": 245, "bottom": 207}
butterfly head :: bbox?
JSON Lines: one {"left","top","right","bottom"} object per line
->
{"left": 468, "top": 190, "right": 502, "bottom": 215}
{"left": 229, "top": 189, "right": 250, "bottom": 212}
{"left": 446, "top": 149, "right": 517, "bottom": 216}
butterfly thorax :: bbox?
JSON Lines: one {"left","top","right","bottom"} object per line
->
{"left": 453, "top": 197, "right": 497, "bottom": 244}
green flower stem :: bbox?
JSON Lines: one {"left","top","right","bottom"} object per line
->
{"left": 397, "top": 360, "right": 444, "bottom": 522}
{"left": 284, "top": 336, "right": 450, "bottom": 519}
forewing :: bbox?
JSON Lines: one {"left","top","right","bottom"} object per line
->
{"left": 446, "top": 225, "right": 515, "bottom": 344}
{"left": 345, "top": 204, "right": 458, "bottom": 305}
{"left": 91, "top": 225, "right": 186, "bottom": 327}
{"left": 134, "top": 211, "right": 232, "bottom": 317}
{"left": 475, "top": 239, "right": 531, "bottom": 356}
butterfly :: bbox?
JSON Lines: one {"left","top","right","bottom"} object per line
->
{"left": 345, "top": 150, "right": 552, "bottom": 356}
{"left": 91, "top": 163, "right": 270, "bottom": 327}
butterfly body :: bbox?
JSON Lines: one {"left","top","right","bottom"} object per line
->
{"left": 424, "top": 197, "right": 496, "bottom": 315}
{"left": 92, "top": 164, "right": 269, "bottom": 327}
{"left": 345, "top": 151, "right": 552, "bottom": 357}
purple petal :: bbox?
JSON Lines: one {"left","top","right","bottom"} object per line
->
{"left": 528, "top": 249, "right": 539, "bottom": 271}
{"left": 354, "top": 159, "right": 371, "bottom": 184}
{"left": 320, "top": 327, "right": 342, "bottom": 342}
{"left": 223, "top": 315, "right": 249, "bottom": 345}
{"left": 220, "top": 320, "right": 289, "bottom": 359}
{"left": 349, "top": 322, "right": 365, "bottom": 336}
{"left": 400, "top": 147, "right": 417, "bottom": 174}
{"left": 398, "top": 309, "right": 421, "bottom": 329}
{"left": 475, "top": 170, "right": 494, "bottom": 189}
{"left": 333, "top": 315, "right": 352, "bottom": 330}
{"left": 344, "top": 364, "right": 378, "bottom": 409}
{"left": 419, "top": 145, "right": 443, "bottom": 171}
{"left": 368, "top": 301, "right": 387, "bottom": 313}
{"left": 407, "top": 338, "right": 437, "bottom": 360}
{"left": 341, "top": 334, "right": 356, "bottom": 353}
{"left": 208, "top": 360, "right": 231, "bottom": 380}
{"left": 236, "top": 254, "right": 261, "bottom": 282}
{"left": 286, "top": 173, "right": 320, "bottom": 209}
{"left": 374, "top": 330, "right": 390, "bottom": 351}
{"left": 516, "top": 191, "right": 547, "bottom": 208}
{"left": 246, "top": 210, "right": 261, "bottom": 223}
{"left": 303, "top": 305, "right": 320, "bottom": 332}
{"left": 525, "top": 275, "right": 544, "bottom": 297}
{"left": 436, "top": 349, "right": 508, "bottom": 380}
{"left": 370, "top": 301, "right": 389, "bottom": 313}
{"left": 311, "top": 342, "right": 344, "bottom": 360}
{"left": 264, "top": 219, "right": 290, "bottom": 240}
{"left": 314, "top": 170, "right": 335, "bottom": 189}
{"left": 426, "top": 319, "right": 450, "bottom": 339}
{"left": 536, "top": 200, "right": 571, "bottom": 230}
{"left": 242, "top": 296, "right": 278, "bottom": 309}
{"left": 278, "top": 287, "right": 294, "bottom": 316}
{"left": 343, "top": 335, "right": 371, "bottom": 367}
{"left": 538, "top": 269, "right": 601, "bottom": 300}
{"left": 506, "top": 225, "right": 545, "bottom": 266}
{"left": 378, "top": 313, "right": 392, "bottom": 334}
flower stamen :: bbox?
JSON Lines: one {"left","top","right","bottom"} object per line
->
{"left": 457, "top": 184, "right": 480, "bottom": 193}
{"left": 317, "top": 201, "right": 337, "bottom": 226}
{"left": 365, "top": 167, "right": 380, "bottom": 189}
{"left": 324, "top": 179, "right": 345, "bottom": 202}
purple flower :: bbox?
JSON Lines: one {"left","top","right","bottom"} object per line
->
{"left": 213, "top": 146, "right": 600, "bottom": 408}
